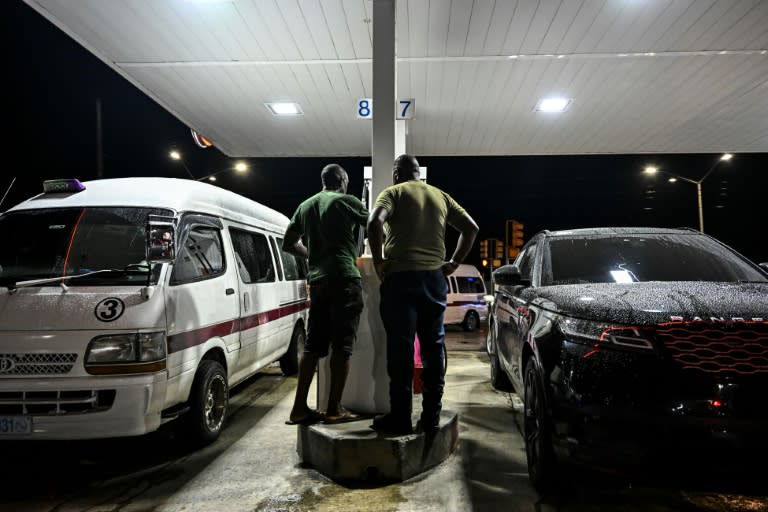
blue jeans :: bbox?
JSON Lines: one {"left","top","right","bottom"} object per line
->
{"left": 379, "top": 269, "right": 447, "bottom": 426}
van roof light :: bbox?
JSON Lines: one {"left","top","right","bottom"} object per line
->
{"left": 43, "top": 179, "right": 86, "bottom": 193}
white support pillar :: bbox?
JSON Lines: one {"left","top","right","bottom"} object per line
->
{"left": 371, "top": 0, "right": 396, "bottom": 205}
{"left": 395, "top": 119, "right": 407, "bottom": 158}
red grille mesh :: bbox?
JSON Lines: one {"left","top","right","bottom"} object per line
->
{"left": 656, "top": 321, "right": 768, "bottom": 375}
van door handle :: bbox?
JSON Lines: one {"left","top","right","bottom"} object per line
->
{"left": 225, "top": 288, "right": 235, "bottom": 295}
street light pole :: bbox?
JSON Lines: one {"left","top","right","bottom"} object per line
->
{"left": 169, "top": 150, "right": 196, "bottom": 180}
{"left": 644, "top": 153, "right": 732, "bottom": 233}
{"left": 197, "top": 161, "right": 250, "bottom": 182}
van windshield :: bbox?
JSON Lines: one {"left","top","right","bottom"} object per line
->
{"left": 0, "top": 207, "right": 173, "bottom": 287}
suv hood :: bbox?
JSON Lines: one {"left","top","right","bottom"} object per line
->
{"left": 530, "top": 281, "right": 768, "bottom": 324}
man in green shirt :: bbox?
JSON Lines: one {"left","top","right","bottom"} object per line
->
{"left": 283, "top": 164, "right": 368, "bottom": 425}
{"left": 367, "top": 154, "right": 479, "bottom": 435}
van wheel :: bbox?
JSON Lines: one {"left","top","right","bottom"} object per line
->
{"left": 184, "top": 359, "right": 228, "bottom": 446}
{"left": 462, "top": 310, "right": 479, "bottom": 332}
{"left": 280, "top": 324, "right": 305, "bottom": 376}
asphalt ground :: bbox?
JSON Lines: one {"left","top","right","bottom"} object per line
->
{"left": 2, "top": 327, "right": 767, "bottom": 512}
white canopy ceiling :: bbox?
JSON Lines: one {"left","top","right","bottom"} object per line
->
{"left": 26, "top": 0, "right": 768, "bottom": 157}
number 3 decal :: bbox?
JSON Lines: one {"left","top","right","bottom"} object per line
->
{"left": 94, "top": 298, "right": 125, "bottom": 322}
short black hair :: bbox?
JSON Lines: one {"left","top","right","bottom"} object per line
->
{"left": 321, "top": 163, "right": 347, "bottom": 189}
{"left": 394, "top": 154, "right": 419, "bottom": 176}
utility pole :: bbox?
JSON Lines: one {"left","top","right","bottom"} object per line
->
{"left": 96, "top": 98, "right": 104, "bottom": 178}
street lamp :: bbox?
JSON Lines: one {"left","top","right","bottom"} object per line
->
{"left": 168, "top": 150, "right": 195, "bottom": 180}
{"left": 197, "top": 161, "right": 250, "bottom": 182}
{"left": 643, "top": 154, "right": 733, "bottom": 233}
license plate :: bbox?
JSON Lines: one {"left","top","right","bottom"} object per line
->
{"left": 0, "top": 416, "right": 32, "bottom": 435}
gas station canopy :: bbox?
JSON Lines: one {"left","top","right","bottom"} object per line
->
{"left": 26, "top": 0, "right": 768, "bottom": 157}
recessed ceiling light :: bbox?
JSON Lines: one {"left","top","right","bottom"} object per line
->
{"left": 508, "top": 55, "right": 519, "bottom": 59}
{"left": 535, "top": 97, "right": 571, "bottom": 112}
{"left": 266, "top": 102, "right": 303, "bottom": 116}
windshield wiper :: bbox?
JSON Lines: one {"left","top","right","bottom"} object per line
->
{"left": 5, "top": 266, "right": 151, "bottom": 290}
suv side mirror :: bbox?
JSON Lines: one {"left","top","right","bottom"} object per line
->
{"left": 493, "top": 264, "right": 530, "bottom": 287}
{"left": 146, "top": 217, "right": 176, "bottom": 263}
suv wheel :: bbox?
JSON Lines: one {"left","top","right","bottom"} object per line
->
{"left": 488, "top": 323, "right": 513, "bottom": 391}
{"left": 523, "top": 359, "right": 559, "bottom": 494}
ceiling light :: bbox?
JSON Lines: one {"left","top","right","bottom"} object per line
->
{"left": 169, "top": 150, "right": 181, "bottom": 160}
{"left": 535, "top": 97, "right": 571, "bottom": 113}
{"left": 644, "top": 166, "right": 658, "bottom": 174}
{"left": 508, "top": 55, "right": 519, "bottom": 59}
{"left": 266, "top": 102, "right": 303, "bottom": 116}
{"left": 720, "top": 153, "right": 733, "bottom": 161}
{"left": 209, "top": 176, "right": 217, "bottom": 182}
{"left": 668, "top": 177, "right": 677, "bottom": 183}
{"left": 234, "top": 162, "right": 248, "bottom": 172}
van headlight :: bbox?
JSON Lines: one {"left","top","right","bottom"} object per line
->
{"left": 85, "top": 332, "right": 166, "bottom": 374}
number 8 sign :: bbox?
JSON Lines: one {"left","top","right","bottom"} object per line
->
{"left": 356, "top": 98, "right": 415, "bottom": 120}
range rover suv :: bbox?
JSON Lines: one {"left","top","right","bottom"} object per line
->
{"left": 486, "top": 227, "right": 768, "bottom": 492}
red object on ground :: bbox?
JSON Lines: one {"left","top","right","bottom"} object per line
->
{"left": 413, "top": 335, "right": 423, "bottom": 394}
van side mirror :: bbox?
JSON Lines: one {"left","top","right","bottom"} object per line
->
{"left": 146, "top": 217, "right": 176, "bottom": 264}
{"left": 493, "top": 264, "right": 530, "bottom": 287}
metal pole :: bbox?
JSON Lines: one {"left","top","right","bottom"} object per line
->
{"left": 0, "top": 177, "right": 17, "bottom": 209}
{"left": 96, "top": 98, "right": 104, "bottom": 178}
{"left": 696, "top": 181, "right": 704, "bottom": 233}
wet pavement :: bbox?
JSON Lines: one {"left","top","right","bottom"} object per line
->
{"left": 2, "top": 328, "right": 767, "bottom": 511}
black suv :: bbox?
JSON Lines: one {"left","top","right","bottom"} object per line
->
{"left": 486, "top": 227, "right": 768, "bottom": 491}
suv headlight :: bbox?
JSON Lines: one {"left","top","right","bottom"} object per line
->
{"left": 559, "top": 318, "right": 655, "bottom": 352}
{"left": 85, "top": 332, "right": 166, "bottom": 374}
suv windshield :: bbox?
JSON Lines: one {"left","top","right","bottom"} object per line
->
{"left": 0, "top": 207, "right": 172, "bottom": 286}
{"left": 543, "top": 233, "right": 767, "bottom": 286}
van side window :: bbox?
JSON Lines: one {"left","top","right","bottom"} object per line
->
{"left": 230, "top": 229, "right": 275, "bottom": 283}
{"left": 275, "top": 237, "right": 307, "bottom": 281}
{"left": 455, "top": 276, "right": 485, "bottom": 294}
{"left": 171, "top": 227, "right": 225, "bottom": 283}
{"left": 268, "top": 237, "right": 284, "bottom": 281}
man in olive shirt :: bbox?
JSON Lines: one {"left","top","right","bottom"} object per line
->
{"left": 367, "top": 154, "right": 479, "bottom": 434}
{"left": 283, "top": 164, "right": 368, "bottom": 425}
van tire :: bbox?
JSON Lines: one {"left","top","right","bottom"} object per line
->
{"left": 184, "top": 359, "right": 228, "bottom": 446}
{"left": 462, "top": 310, "right": 480, "bottom": 332}
{"left": 280, "top": 324, "right": 305, "bottom": 376}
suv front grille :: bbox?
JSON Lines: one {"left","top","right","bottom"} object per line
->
{"left": 0, "top": 390, "right": 116, "bottom": 415}
{"left": 0, "top": 353, "right": 77, "bottom": 375}
{"left": 657, "top": 322, "right": 768, "bottom": 376}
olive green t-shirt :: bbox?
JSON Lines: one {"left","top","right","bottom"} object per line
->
{"left": 287, "top": 191, "right": 368, "bottom": 283}
{"left": 374, "top": 180, "right": 467, "bottom": 273}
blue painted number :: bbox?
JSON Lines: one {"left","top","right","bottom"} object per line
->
{"left": 358, "top": 99, "right": 371, "bottom": 118}
{"left": 399, "top": 100, "right": 412, "bottom": 118}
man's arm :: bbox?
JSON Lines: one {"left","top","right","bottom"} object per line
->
{"left": 442, "top": 212, "right": 479, "bottom": 276}
{"left": 282, "top": 227, "right": 308, "bottom": 260}
{"left": 366, "top": 205, "right": 390, "bottom": 280}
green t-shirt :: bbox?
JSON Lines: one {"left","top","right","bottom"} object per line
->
{"left": 287, "top": 190, "right": 368, "bottom": 283}
{"left": 374, "top": 180, "right": 467, "bottom": 273}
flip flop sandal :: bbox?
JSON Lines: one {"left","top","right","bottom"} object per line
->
{"left": 323, "top": 411, "right": 363, "bottom": 424}
{"left": 285, "top": 410, "right": 325, "bottom": 425}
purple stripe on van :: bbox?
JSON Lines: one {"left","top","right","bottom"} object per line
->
{"left": 167, "top": 300, "right": 310, "bottom": 354}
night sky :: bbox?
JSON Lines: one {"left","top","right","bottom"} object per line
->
{"left": 5, "top": 2, "right": 767, "bottom": 267}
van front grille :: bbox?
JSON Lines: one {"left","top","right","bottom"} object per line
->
{"left": 0, "top": 390, "right": 115, "bottom": 415}
{"left": 0, "top": 353, "right": 77, "bottom": 375}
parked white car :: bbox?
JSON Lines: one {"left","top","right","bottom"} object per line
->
{"left": 0, "top": 178, "right": 308, "bottom": 443}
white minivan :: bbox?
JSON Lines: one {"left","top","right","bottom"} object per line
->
{"left": 0, "top": 178, "right": 308, "bottom": 443}
{"left": 445, "top": 264, "right": 488, "bottom": 332}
